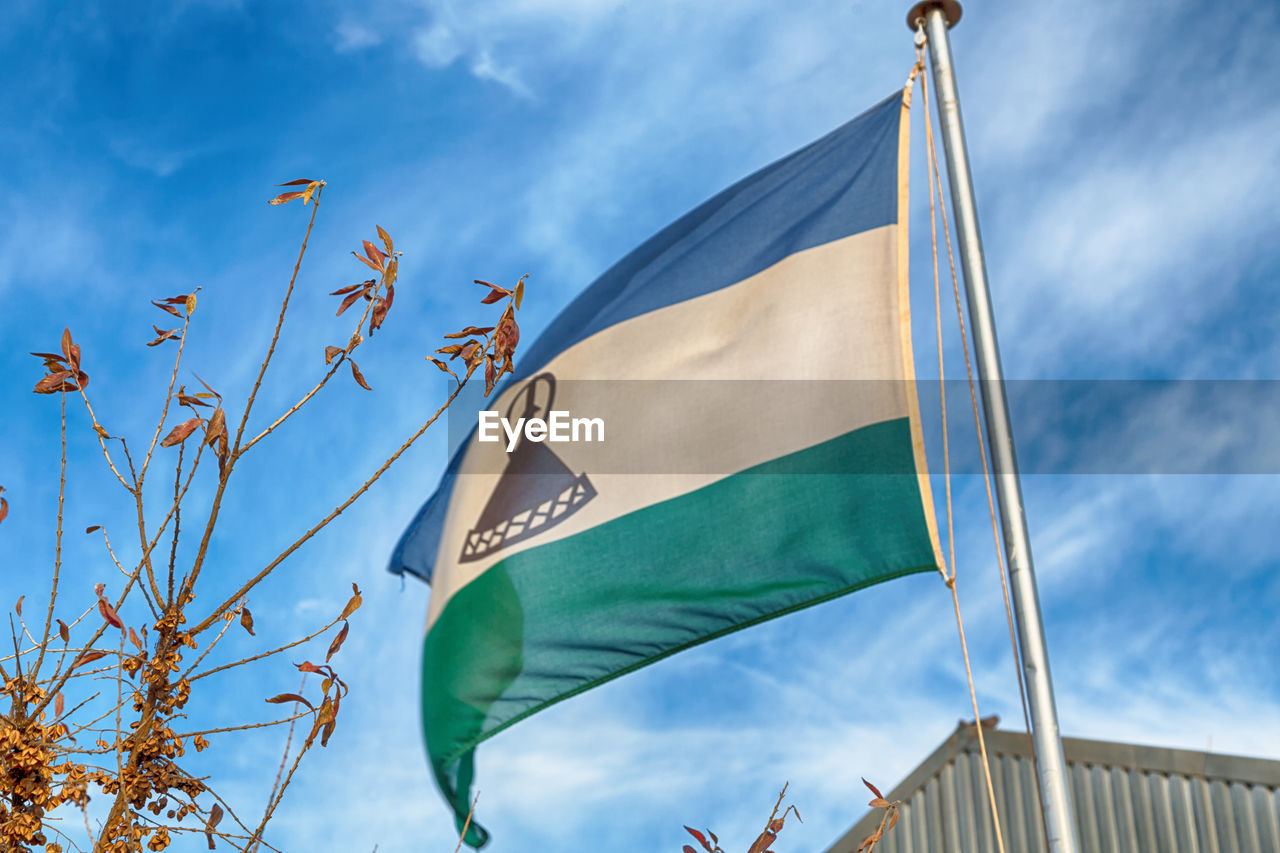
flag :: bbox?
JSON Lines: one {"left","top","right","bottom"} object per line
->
{"left": 389, "top": 86, "right": 941, "bottom": 847}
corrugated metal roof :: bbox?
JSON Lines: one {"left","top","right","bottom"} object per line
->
{"left": 825, "top": 724, "right": 1280, "bottom": 853}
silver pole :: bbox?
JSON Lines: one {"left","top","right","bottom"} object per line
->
{"left": 907, "top": 2, "right": 1080, "bottom": 851}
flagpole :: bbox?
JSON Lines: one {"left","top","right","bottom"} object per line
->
{"left": 906, "top": 3, "right": 1081, "bottom": 851}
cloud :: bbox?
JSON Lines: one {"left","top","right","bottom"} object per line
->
{"left": 334, "top": 19, "right": 382, "bottom": 52}
{"left": 106, "top": 135, "right": 199, "bottom": 178}
{"left": 413, "top": 21, "right": 462, "bottom": 67}
{"left": 0, "top": 195, "right": 103, "bottom": 296}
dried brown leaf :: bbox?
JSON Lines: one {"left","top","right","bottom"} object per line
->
{"left": 515, "top": 275, "right": 526, "bottom": 310}
{"left": 58, "top": 620, "right": 69, "bottom": 643}
{"left": 129, "top": 626, "right": 142, "bottom": 651}
{"left": 443, "top": 326, "right": 494, "bottom": 339}
{"left": 206, "top": 408, "right": 226, "bottom": 447}
{"left": 277, "top": 178, "right": 318, "bottom": 186}
{"left": 206, "top": 802, "right": 223, "bottom": 849}
{"left": 370, "top": 298, "right": 387, "bottom": 333}
{"left": 0, "top": 496, "right": 6, "bottom": 525}
{"left": 336, "top": 290, "right": 363, "bottom": 316}
{"left": 178, "top": 392, "right": 212, "bottom": 407}
{"left": 869, "top": 798, "right": 890, "bottom": 809}
{"left": 15, "top": 595, "right": 22, "bottom": 616}
{"left": 34, "top": 370, "right": 73, "bottom": 394}
{"left": 152, "top": 300, "right": 183, "bottom": 318}
{"left": 362, "top": 240, "right": 387, "bottom": 268}
{"left": 746, "top": 830, "right": 777, "bottom": 853}
{"left": 426, "top": 357, "right": 456, "bottom": 378}
{"left": 240, "top": 607, "right": 255, "bottom": 636}
{"left": 147, "top": 326, "right": 181, "bottom": 347}
{"left": 192, "top": 372, "right": 220, "bottom": 399}
{"left": 349, "top": 360, "right": 371, "bottom": 391}
{"left": 185, "top": 293, "right": 197, "bottom": 316}
{"left": 684, "top": 827, "right": 711, "bottom": 852}
{"left": 160, "top": 417, "right": 203, "bottom": 448}
{"left": 60, "top": 328, "right": 79, "bottom": 371}
{"left": 55, "top": 692, "right": 64, "bottom": 717}
{"left": 266, "top": 693, "right": 315, "bottom": 711}
{"left": 352, "top": 251, "right": 382, "bottom": 273}
{"left": 330, "top": 280, "right": 374, "bottom": 296}
{"left": 376, "top": 224, "right": 393, "bottom": 254}
{"left": 339, "top": 583, "right": 362, "bottom": 621}
{"left": 72, "top": 650, "right": 107, "bottom": 669}
{"left": 98, "top": 598, "right": 124, "bottom": 631}
{"left": 269, "top": 190, "right": 306, "bottom": 205}
{"left": 296, "top": 660, "right": 323, "bottom": 674}
{"left": 326, "top": 621, "right": 349, "bottom": 662}
{"left": 862, "top": 778, "right": 884, "bottom": 800}
{"left": 479, "top": 288, "right": 506, "bottom": 305}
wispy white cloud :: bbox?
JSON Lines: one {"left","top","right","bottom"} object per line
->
{"left": 106, "top": 135, "right": 202, "bottom": 177}
{"left": 334, "top": 19, "right": 383, "bottom": 53}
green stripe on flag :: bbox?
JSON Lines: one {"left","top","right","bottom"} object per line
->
{"left": 423, "top": 417, "right": 938, "bottom": 845}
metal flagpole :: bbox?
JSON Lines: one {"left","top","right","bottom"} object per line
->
{"left": 905, "top": 2, "right": 1081, "bottom": 851}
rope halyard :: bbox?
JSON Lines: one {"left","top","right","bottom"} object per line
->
{"left": 916, "top": 21, "right": 1051, "bottom": 849}
{"left": 917, "top": 31, "right": 1008, "bottom": 853}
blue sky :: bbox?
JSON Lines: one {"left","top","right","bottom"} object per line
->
{"left": 3, "top": 0, "right": 1280, "bottom": 851}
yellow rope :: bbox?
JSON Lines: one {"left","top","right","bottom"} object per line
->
{"left": 915, "top": 29, "right": 1047, "bottom": 845}
{"left": 917, "top": 40, "right": 1007, "bottom": 853}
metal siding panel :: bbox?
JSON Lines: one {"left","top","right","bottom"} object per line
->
{"left": 1152, "top": 773, "right": 1179, "bottom": 852}
{"left": 910, "top": 782, "right": 929, "bottom": 853}
{"left": 926, "top": 774, "right": 946, "bottom": 851}
{"left": 882, "top": 813, "right": 900, "bottom": 853}
{"left": 1210, "top": 779, "right": 1235, "bottom": 853}
{"left": 1230, "top": 783, "right": 1261, "bottom": 853}
{"left": 1073, "top": 763, "right": 1102, "bottom": 853}
{"left": 906, "top": 783, "right": 926, "bottom": 850}
{"left": 1170, "top": 774, "right": 1201, "bottom": 852}
{"left": 941, "top": 762, "right": 962, "bottom": 853}
{"left": 1092, "top": 764, "right": 1120, "bottom": 853}
{"left": 954, "top": 753, "right": 979, "bottom": 853}
{"left": 894, "top": 800, "right": 911, "bottom": 853}
{"left": 1252, "top": 787, "right": 1280, "bottom": 853}
{"left": 823, "top": 734, "right": 1280, "bottom": 853}
{"left": 1196, "top": 777, "right": 1224, "bottom": 853}
{"left": 1002, "top": 754, "right": 1028, "bottom": 852}
{"left": 991, "top": 752, "right": 1008, "bottom": 851}
{"left": 1110, "top": 765, "right": 1140, "bottom": 851}
{"left": 1130, "top": 768, "right": 1158, "bottom": 851}
{"left": 1025, "top": 755, "right": 1049, "bottom": 853}
{"left": 970, "top": 749, "right": 996, "bottom": 850}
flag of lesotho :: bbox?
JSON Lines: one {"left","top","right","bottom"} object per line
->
{"left": 389, "top": 86, "right": 942, "bottom": 847}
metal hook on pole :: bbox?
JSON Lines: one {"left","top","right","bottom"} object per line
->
{"left": 903, "top": 3, "right": 1081, "bottom": 852}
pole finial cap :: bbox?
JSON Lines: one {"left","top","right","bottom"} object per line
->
{"left": 906, "top": 0, "right": 962, "bottom": 30}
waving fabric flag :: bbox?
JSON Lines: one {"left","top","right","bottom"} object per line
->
{"left": 389, "top": 85, "right": 941, "bottom": 847}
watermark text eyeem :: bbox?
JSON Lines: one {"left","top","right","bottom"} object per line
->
{"left": 478, "top": 410, "right": 605, "bottom": 452}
